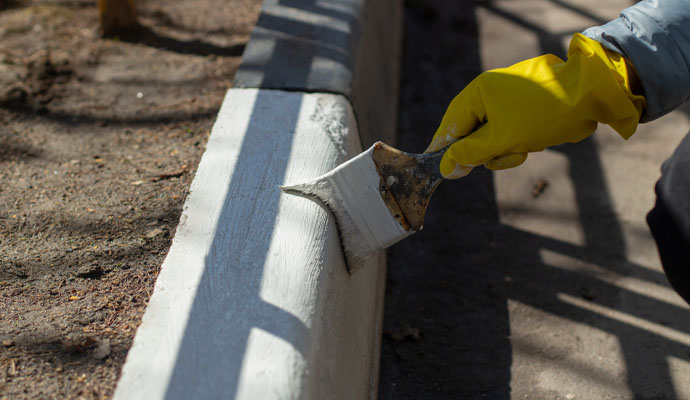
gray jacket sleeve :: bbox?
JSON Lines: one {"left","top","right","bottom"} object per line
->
{"left": 583, "top": 0, "right": 690, "bottom": 122}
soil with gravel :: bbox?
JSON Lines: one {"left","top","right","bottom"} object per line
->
{"left": 0, "top": 1, "right": 260, "bottom": 398}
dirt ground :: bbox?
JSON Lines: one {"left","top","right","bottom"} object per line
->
{"left": 0, "top": 1, "right": 260, "bottom": 398}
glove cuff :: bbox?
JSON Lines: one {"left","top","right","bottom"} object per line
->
{"left": 569, "top": 33, "right": 646, "bottom": 139}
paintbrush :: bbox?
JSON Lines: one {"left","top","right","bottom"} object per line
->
{"left": 281, "top": 141, "right": 446, "bottom": 274}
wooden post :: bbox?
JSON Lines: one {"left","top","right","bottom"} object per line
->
{"left": 98, "top": 0, "right": 139, "bottom": 37}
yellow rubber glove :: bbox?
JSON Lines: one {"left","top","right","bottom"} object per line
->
{"left": 426, "top": 33, "right": 646, "bottom": 178}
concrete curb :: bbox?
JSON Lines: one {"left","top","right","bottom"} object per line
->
{"left": 234, "top": 0, "right": 402, "bottom": 147}
{"left": 113, "top": 0, "right": 401, "bottom": 398}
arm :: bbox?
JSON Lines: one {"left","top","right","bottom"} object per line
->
{"left": 583, "top": 0, "right": 690, "bottom": 121}
{"left": 429, "top": 1, "right": 690, "bottom": 178}
{"left": 427, "top": 34, "right": 645, "bottom": 178}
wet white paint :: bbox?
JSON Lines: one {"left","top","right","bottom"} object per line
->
{"left": 386, "top": 175, "right": 398, "bottom": 187}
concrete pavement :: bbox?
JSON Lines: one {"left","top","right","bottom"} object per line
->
{"left": 380, "top": 0, "right": 690, "bottom": 398}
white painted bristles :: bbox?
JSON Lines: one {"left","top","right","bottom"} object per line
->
{"left": 282, "top": 143, "right": 414, "bottom": 273}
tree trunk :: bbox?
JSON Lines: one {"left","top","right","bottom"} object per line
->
{"left": 98, "top": 0, "right": 138, "bottom": 37}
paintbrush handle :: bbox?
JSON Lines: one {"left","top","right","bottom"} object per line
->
{"left": 416, "top": 148, "right": 446, "bottom": 187}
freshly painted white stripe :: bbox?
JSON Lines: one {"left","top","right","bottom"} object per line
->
{"left": 113, "top": 89, "right": 388, "bottom": 399}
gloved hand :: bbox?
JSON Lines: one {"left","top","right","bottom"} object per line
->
{"left": 426, "top": 33, "right": 646, "bottom": 178}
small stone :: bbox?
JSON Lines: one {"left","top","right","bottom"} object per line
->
{"left": 6, "top": 359, "right": 17, "bottom": 376}
{"left": 93, "top": 339, "right": 111, "bottom": 360}
{"left": 2, "top": 339, "right": 14, "bottom": 347}
{"left": 532, "top": 178, "right": 549, "bottom": 198}
{"left": 76, "top": 265, "right": 105, "bottom": 279}
{"left": 145, "top": 228, "right": 164, "bottom": 239}
{"left": 62, "top": 334, "right": 96, "bottom": 353}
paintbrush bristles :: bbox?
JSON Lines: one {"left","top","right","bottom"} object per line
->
{"left": 281, "top": 143, "right": 415, "bottom": 273}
